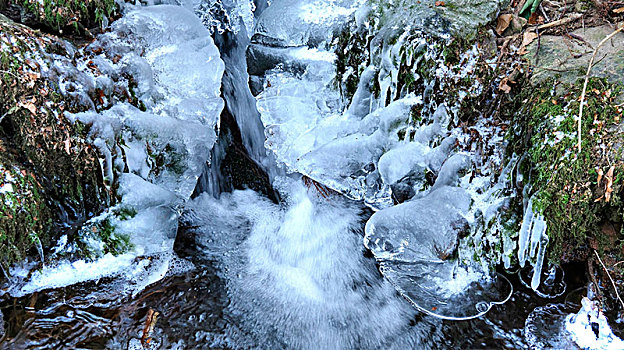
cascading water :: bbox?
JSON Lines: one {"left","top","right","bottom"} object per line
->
{"left": 193, "top": 0, "right": 278, "bottom": 198}
{"left": 2, "top": 0, "right": 620, "bottom": 349}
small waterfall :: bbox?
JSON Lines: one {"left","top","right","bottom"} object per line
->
{"left": 193, "top": 0, "right": 276, "bottom": 198}
{"left": 215, "top": 25, "right": 267, "bottom": 166}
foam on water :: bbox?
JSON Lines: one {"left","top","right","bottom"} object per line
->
{"left": 183, "top": 178, "right": 445, "bottom": 349}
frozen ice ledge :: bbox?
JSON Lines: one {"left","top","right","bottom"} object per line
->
{"left": 8, "top": 4, "right": 224, "bottom": 297}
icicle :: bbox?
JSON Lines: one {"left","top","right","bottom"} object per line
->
{"left": 31, "top": 233, "right": 45, "bottom": 267}
{"left": 530, "top": 216, "right": 548, "bottom": 290}
{"left": 517, "top": 197, "right": 550, "bottom": 291}
{"left": 517, "top": 198, "right": 534, "bottom": 267}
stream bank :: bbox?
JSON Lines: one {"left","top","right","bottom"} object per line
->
{"left": 0, "top": 0, "right": 623, "bottom": 348}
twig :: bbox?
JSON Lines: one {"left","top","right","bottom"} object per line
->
{"left": 0, "top": 69, "right": 18, "bottom": 78}
{"left": 594, "top": 250, "right": 624, "bottom": 310}
{"left": 577, "top": 24, "right": 624, "bottom": 152}
{"left": 537, "top": 13, "right": 582, "bottom": 30}
{"left": 540, "top": 3, "right": 551, "bottom": 22}
{"left": 534, "top": 28, "right": 542, "bottom": 64}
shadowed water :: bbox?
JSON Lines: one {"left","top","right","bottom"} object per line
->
{"left": 0, "top": 180, "right": 586, "bottom": 349}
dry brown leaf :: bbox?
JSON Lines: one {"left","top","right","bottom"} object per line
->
{"left": 19, "top": 101, "right": 37, "bottom": 115}
{"left": 27, "top": 72, "right": 40, "bottom": 81}
{"left": 605, "top": 165, "right": 615, "bottom": 202}
{"left": 63, "top": 139, "right": 71, "bottom": 155}
{"left": 496, "top": 14, "right": 513, "bottom": 35}
{"left": 435, "top": 1, "right": 445, "bottom": 6}
{"left": 518, "top": 31, "right": 539, "bottom": 55}
{"left": 597, "top": 168, "right": 604, "bottom": 185}
{"left": 595, "top": 168, "right": 605, "bottom": 202}
{"left": 614, "top": 7, "right": 624, "bottom": 14}
{"left": 141, "top": 308, "right": 160, "bottom": 348}
{"left": 498, "top": 77, "right": 512, "bottom": 93}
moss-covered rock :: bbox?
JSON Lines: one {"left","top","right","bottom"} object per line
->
{"left": 510, "top": 77, "right": 624, "bottom": 263}
{"left": 368, "top": 0, "right": 503, "bottom": 39}
{"left": 0, "top": 15, "right": 107, "bottom": 270}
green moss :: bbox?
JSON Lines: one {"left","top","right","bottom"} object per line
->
{"left": 0, "top": 166, "right": 52, "bottom": 271}
{"left": 333, "top": 21, "right": 370, "bottom": 101}
{"left": 17, "top": 0, "right": 118, "bottom": 33}
{"left": 68, "top": 216, "right": 133, "bottom": 260}
{"left": 514, "top": 78, "right": 624, "bottom": 262}
{"left": 114, "top": 206, "right": 137, "bottom": 221}
{"left": 0, "top": 17, "right": 108, "bottom": 271}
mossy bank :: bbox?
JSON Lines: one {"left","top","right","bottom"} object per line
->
{"left": 0, "top": 15, "right": 108, "bottom": 272}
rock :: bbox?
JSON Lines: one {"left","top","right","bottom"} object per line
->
{"left": 528, "top": 25, "right": 624, "bottom": 85}
{"left": 0, "top": 15, "right": 106, "bottom": 271}
{"left": 374, "top": 0, "right": 503, "bottom": 39}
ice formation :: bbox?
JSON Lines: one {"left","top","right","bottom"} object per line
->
{"left": 251, "top": 0, "right": 514, "bottom": 320}
{"left": 364, "top": 186, "right": 512, "bottom": 319}
{"left": 9, "top": 4, "right": 224, "bottom": 295}
{"left": 524, "top": 299, "right": 624, "bottom": 350}
{"left": 566, "top": 298, "right": 624, "bottom": 350}
{"left": 517, "top": 197, "right": 550, "bottom": 290}
{"left": 4, "top": 0, "right": 523, "bottom": 343}
{"left": 68, "top": 4, "right": 224, "bottom": 247}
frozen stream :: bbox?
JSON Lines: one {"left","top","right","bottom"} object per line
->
{"left": 0, "top": 0, "right": 621, "bottom": 349}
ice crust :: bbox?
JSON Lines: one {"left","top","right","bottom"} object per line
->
{"left": 10, "top": 4, "right": 224, "bottom": 295}
{"left": 253, "top": 0, "right": 359, "bottom": 47}
{"left": 565, "top": 297, "right": 624, "bottom": 350}
{"left": 68, "top": 4, "right": 224, "bottom": 253}
{"left": 523, "top": 298, "right": 624, "bottom": 350}
{"left": 251, "top": 0, "right": 515, "bottom": 319}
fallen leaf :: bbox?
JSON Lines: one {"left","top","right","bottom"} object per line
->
{"left": 496, "top": 14, "right": 513, "bottom": 35}
{"left": 141, "top": 308, "right": 160, "bottom": 348}
{"left": 518, "top": 31, "right": 538, "bottom": 55}
{"left": 63, "top": 139, "right": 71, "bottom": 155}
{"left": 498, "top": 77, "right": 512, "bottom": 93}
{"left": 435, "top": 1, "right": 445, "bottom": 6}
{"left": 605, "top": 166, "right": 615, "bottom": 202}
{"left": 614, "top": 7, "right": 624, "bottom": 14}
{"left": 19, "top": 101, "right": 37, "bottom": 115}
{"left": 528, "top": 12, "right": 541, "bottom": 25}
{"left": 27, "top": 72, "right": 40, "bottom": 81}
{"left": 597, "top": 168, "right": 604, "bottom": 185}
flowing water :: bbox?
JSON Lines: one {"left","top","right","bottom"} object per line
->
{"left": 0, "top": 0, "right": 616, "bottom": 349}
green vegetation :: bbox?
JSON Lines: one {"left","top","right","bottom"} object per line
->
{"left": 512, "top": 78, "right": 624, "bottom": 262}
{"left": 17, "top": 0, "right": 117, "bottom": 33}
{"left": 68, "top": 215, "right": 134, "bottom": 260}
{"left": 333, "top": 21, "right": 370, "bottom": 100}
{"left": 0, "top": 164, "right": 52, "bottom": 271}
{"left": 0, "top": 16, "right": 108, "bottom": 271}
